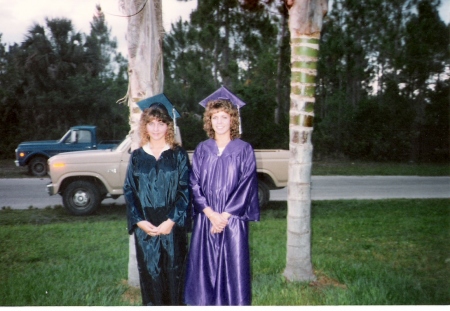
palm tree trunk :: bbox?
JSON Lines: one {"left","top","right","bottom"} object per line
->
{"left": 119, "top": 0, "right": 164, "bottom": 287}
{"left": 283, "top": 0, "right": 327, "bottom": 282}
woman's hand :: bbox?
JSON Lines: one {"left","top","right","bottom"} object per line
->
{"left": 137, "top": 220, "right": 159, "bottom": 236}
{"left": 204, "top": 207, "right": 231, "bottom": 234}
{"left": 156, "top": 219, "right": 175, "bottom": 235}
{"left": 137, "top": 219, "right": 175, "bottom": 236}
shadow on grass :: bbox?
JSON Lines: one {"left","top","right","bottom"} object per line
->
{"left": 0, "top": 203, "right": 127, "bottom": 225}
{"left": 1, "top": 201, "right": 288, "bottom": 226}
{"left": 260, "top": 201, "right": 287, "bottom": 219}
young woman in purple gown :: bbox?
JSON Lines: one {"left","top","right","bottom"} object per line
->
{"left": 184, "top": 99, "right": 260, "bottom": 306}
{"left": 124, "top": 101, "right": 190, "bottom": 306}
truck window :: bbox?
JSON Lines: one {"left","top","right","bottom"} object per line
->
{"left": 65, "top": 130, "right": 78, "bottom": 144}
{"left": 77, "top": 130, "right": 92, "bottom": 143}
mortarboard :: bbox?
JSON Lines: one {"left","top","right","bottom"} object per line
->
{"left": 199, "top": 86, "right": 246, "bottom": 134}
{"left": 199, "top": 86, "right": 246, "bottom": 108}
{"left": 137, "top": 93, "right": 181, "bottom": 121}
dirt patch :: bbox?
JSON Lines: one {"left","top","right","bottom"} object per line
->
{"left": 120, "top": 279, "right": 141, "bottom": 305}
{"left": 310, "top": 271, "right": 347, "bottom": 290}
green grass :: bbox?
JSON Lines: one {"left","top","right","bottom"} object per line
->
{"left": 1, "top": 158, "right": 449, "bottom": 178}
{"left": 1, "top": 200, "right": 448, "bottom": 306}
{"left": 0, "top": 205, "right": 135, "bottom": 306}
{"left": 312, "top": 160, "right": 450, "bottom": 176}
{"left": 252, "top": 199, "right": 449, "bottom": 305}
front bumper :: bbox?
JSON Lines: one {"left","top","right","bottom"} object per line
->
{"left": 46, "top": 183, "right": 55, "bottom": 196}
{"left": 14, "top": 160, "right": 19, "bottom": 167}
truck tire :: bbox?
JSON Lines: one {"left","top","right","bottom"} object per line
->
{"left": 258, "top": 181, "right": 270, "bottom": 207}
{"left": 28, "top": 156, "right": 48, "bottom": 177}
{"left": 62, "top": 180, "right": 101, "bottom": 216}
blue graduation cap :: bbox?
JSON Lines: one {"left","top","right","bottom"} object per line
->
{"left": 137, "top": 93, "right": 181, "bottom": 121}
{"left": 199, "top": 86, "right": 246, "bottom": 134}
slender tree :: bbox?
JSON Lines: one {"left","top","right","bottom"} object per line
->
{"left": 402, "top": 0, "right": 448, "bottom": 161}
{"left": 283, "top": 0, "right": 327, "bottom": 282}
{"left": 84, "top": 5, "right": 119, "bottom": 78}
{"left": 119, "top": 0, "right": 164, "bottom": 287}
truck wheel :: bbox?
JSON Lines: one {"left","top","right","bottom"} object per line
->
{"left": 258, "top": 181, "right": 270, "bottom": 207}
{"left": 62, "top": 180, "right": 101, "bottom": 216}
{"left": 28, "top": 156, "right": 48, "bottom": 176}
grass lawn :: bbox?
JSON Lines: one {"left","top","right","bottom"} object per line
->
{"left": 1, "top": 199, "right": 448, "bottom": 306}
{"left": 312, "top": 160, "right": 450, "bottom": 176}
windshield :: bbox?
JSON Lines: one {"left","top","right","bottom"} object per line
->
{"left": 59, "top": 130, "right": 72, "bottom": 143}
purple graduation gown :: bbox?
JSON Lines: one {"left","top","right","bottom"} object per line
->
{"left": 184, "top": 138, "right": 260, "bottom": 306}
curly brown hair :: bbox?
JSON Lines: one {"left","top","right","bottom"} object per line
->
{"left": 139, "top": 105, "right": 178, "bottom": 149}
{"left": 203, "top": 99, "right": 240, "bottom": 140}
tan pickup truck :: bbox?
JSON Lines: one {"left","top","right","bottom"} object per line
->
{"left": 46, "top": 136, "right": 289, "bottom": 215}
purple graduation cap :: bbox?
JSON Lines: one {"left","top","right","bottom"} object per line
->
{"left": 199, "top": 86, "right": 246, "bottom": 134}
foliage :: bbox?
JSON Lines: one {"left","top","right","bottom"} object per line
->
{"left": 0, "top": 199, "right": 448, "bottom": 305}
{"left": 0, "top": 6, "right": 129, "bottom": 159}
{"left": 0, "top": 0, "right": 448, "bottom": 162}
{"left": 163, "top": 0, "right": 290, "bottom": 149}
{"left": 163, "top": 0, "right": 449, "bottom": 161}
{"left": 316, "top": 0, "right": 449, "bottom": 162}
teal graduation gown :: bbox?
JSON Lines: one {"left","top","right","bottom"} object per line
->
{"left": 124, "top": 146, "right": 190, "bottom": 306}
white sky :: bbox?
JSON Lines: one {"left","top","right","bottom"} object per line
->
{"left": 0, "top": 0, "right": 448, "bottom": 58}
{"left": 0, "top": 0, "right": 198, "bottom": 56}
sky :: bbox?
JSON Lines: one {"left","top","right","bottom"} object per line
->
{"left": 0, "top": 0, "right": 448, "bottom": 58}
{"left": 0, "top": 0, "right": 198, "bottom": 56}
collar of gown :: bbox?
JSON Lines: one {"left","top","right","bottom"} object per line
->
{"left": 205, "top": 138, "right": 243, "bottom": 156}
{"left": 143, "top": 143, "right": 170, "bottom": 157}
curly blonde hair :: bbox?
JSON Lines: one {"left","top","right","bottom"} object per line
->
{"left": 203, "top": 99, "right": 240, "bottom": 140}
{"left": 139, "top": 105, "right": 178, "bottom": 149}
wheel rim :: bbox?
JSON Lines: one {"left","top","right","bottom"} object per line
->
{"left": 72, "top": 190, "right": 90, "bottom": 207}
{"left": 33, "top": 163, "right": 45, "bottom": 173}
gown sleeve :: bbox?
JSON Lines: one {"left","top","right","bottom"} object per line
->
{"left": 224, "top": 143, "right": 260, "bottom": 221}
{"left": 166, "top": 147, "right": 191, "bottom": 227}
{"left": 190, "top": 144, "right": 209, "bottom": 215}
{"left": 123, "top": 150, "right": 145, "bottom": 234}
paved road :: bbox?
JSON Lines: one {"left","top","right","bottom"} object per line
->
{"left": 1, "top": 176, "right": 449, "bottom": 209}
{"left": 271, "top": 176, "right": 450, "bottom": 201}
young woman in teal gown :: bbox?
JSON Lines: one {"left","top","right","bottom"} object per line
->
{"left": 124, "top": 102, "right": 190, "bottom": 306}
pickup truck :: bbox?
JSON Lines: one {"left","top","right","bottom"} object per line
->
{"left": 46, "top": 136, "right": 289, "bottom": 215}
{"left": 15, "top": 125, "right": 120, "bottom": 176}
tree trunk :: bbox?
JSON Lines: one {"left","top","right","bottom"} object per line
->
{"left": 119, "top": 0, "right": 164, "bottom": 287}
{"left": 283, "top": 0, "right": 327, "bottom": 282}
